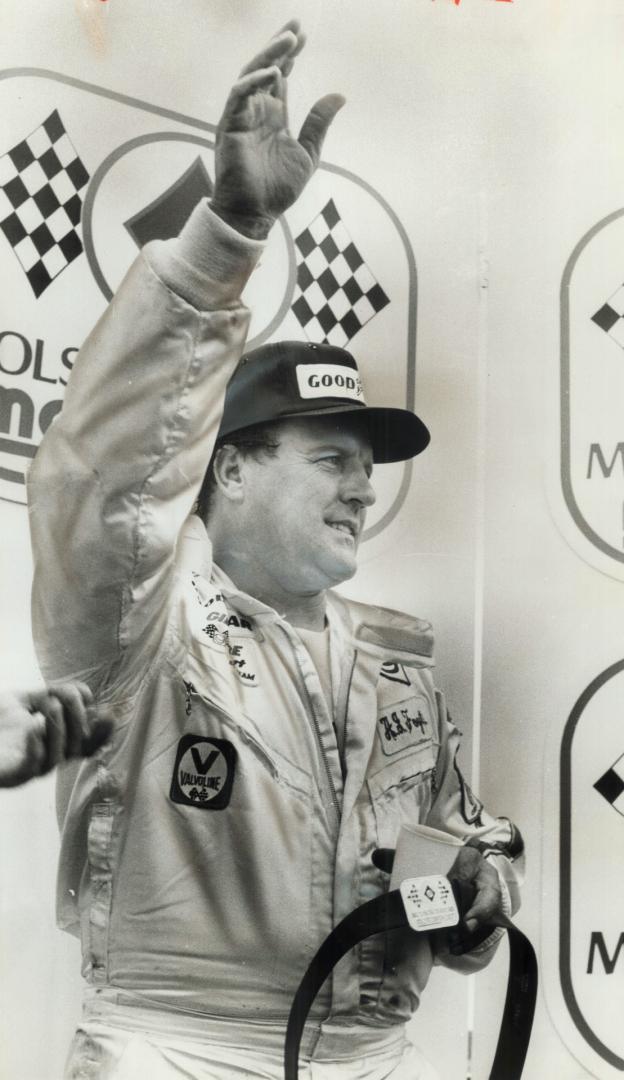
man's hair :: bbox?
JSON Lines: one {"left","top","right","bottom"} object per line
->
{"left": 196, "top": 420, "right": 282, "bottom": 522}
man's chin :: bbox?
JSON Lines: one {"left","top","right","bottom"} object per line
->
{"left": 322, "top": 555, "right": 358, "bottom": 587}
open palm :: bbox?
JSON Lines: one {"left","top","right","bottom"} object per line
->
{"left": 212, "top": 22, "right": 344, "bottom": 238}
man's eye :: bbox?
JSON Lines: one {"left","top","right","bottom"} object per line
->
{"left": 317, "top": 455, "right": 341, "bottom": 467}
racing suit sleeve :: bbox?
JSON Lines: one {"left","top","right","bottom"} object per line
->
{"left": 425, "top": 687, "right": 525, "bottom": 972}
{"left": 28, "top": 200, "right": 263, "bottom": 701}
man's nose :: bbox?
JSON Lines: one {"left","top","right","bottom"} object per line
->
{"left": 342, "top": 465, "right": 376, "bottom": 508}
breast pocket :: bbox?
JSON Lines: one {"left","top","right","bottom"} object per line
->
{"left": 367, "top": 737, "right": 438, "bottom": 850}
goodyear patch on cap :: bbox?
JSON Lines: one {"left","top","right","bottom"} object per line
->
{"left": 296, "top": 364, "right": 365, "bottom": 403}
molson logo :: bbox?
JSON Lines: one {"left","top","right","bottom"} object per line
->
{"left": 561, "top": 211, "right": 624, "bottom": 578}
{"left": 560, "top": 660, "right": 624, "bottom": 1071}
{"left": 0, "top": 69, "right": 419, "bottom": 540}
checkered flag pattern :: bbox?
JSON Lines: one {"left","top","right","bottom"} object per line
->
{"left": 291, "top": 200, "right": 390, "bottom": 347}
{"left": 0, "top": 110, "right": 89, "bottom": 298}
{"left": 591, "top": 285, "right": 624, "bottom": 349}
{"left": 594, "top": 753, "right": 624, "bottom": 816}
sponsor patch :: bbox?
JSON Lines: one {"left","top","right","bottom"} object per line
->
{"left": 295, "top": 363, "right": 364, "bottom": 402}
{"left": 170, "top": 734, "right": 236, "bottom": 810}
{"left": 200, "top": 626, "right": 260, "bottom": 686}
{"left": 190, "top": 576, "right": 259, "bottom": 686}
{"left": 191, "top": 577, "right": 255, "bottom": 634}
{"left": 379, "top": 660, "right": 411, "bottom": 686}
{"left": 376, "top": 698, "right": 431, "bottom": 757}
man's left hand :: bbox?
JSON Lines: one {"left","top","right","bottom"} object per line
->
{"left": 430, "top": 842, "right": 508, "bottom": 957}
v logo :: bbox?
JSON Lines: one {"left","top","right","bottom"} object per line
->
{"left": 171, "top": 734, "right": 236, "bottom": 810}
{"left": 190, "top": 747, "right": 219, "bottom": 775}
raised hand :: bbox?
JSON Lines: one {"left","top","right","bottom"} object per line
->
{"left": 211, "top": 20, "right": 345, "bottom": 239}
{"left": 0, "top": 682, "right": 113, "bottom": 787}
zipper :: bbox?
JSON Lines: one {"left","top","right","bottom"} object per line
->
{"left": 336, "top": 649, "right": 357, "bottom": 779}
{"left": 277, "top": 623, "right": 344, "bottom": 1022}
{"left": 278, "top": 625, "right": 341, "bottom": 827}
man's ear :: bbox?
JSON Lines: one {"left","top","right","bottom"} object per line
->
{"left": 211, "top": 444, "right": 247, "bottom": 503}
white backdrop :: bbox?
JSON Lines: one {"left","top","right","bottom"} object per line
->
{"left": 1, "top": 1, "right": 623, "bottom": 1078}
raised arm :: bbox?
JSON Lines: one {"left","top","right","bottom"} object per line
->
{"left": 28, "top": 22, "right": 343, "bottom": 695}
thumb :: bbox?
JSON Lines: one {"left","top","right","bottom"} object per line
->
{"left": 81, "top": 711, "right": 114, "bottom": 756}
{"left": 298, "top": 93, "right": 346, "bottom": 166}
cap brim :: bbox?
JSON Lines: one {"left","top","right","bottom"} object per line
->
{"left": 271, "top": 403, "right": 430, "bottom": 464}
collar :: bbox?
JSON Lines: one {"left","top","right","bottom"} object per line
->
{"left": 178, "top": 514, "right": 434, "bottom": 663}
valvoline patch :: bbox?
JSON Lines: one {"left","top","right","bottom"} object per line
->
{"left": 170, "top": 734, "right": 236, "bottom": 810}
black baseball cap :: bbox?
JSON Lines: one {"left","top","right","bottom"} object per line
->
{"left": 217, "top": 341, "right": 430, "bottom": 464}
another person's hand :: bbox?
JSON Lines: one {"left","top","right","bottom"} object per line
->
{"left": 0, "top": 682, "right": 112, "bottom": 788}
{"left": 211, "top": 19, "right": 345, "bottom": 239}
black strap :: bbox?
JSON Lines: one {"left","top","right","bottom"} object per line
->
{"left": 284, "top": 887, "right": 537, "bottom": 1080}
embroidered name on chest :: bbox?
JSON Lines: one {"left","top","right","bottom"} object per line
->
{"left": 376, "top": 660, "right": 433, "bottom": 757}
{"left": 377, "top": 704, "right": 430, "bottom": 755}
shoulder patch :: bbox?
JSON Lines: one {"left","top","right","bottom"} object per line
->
{"left": 379, "top": 660, "right": 411, "bottom": 686}
{"left": 170, "top": 735, "right": 236, "bottom": 810}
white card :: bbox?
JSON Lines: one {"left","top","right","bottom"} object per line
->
{"left": 399, "top": 874, "right": 460, "bottom": 931}
{"left": 390, "top": 823, "right": 463, "bottom": 890}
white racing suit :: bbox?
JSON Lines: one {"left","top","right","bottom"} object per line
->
{"left": 28, "top": 202, "right": 523, "bottom": 1078}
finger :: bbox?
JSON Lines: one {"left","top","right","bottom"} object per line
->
{"left": 221, "top": 66, "right": 282, "bottom": 124}
{"left": 79, "top": 712, "right": 112, "bottom": 756}
{"left": 269, "top": 67, "right": 285, "bottom": 103}
{"left": 22, "top": 687, "right": 51, "bottom": 714}
{"left": 462, "top": 883, "right": 501, "bottom": 933}
{"left": 49, "top": 685, "right": 89, "bottom": 757}
{"left": 79, "top": 708, "right": 112, "bottom": 760}
{"left": 448, "top": 845, "right": 481, "bottom": 882}
{"left": 42, "top": 695, "right": 67, "bottom": 772}
{"left": 279, "top": 25, "right": 307, "bottom": 76}
{"left": 25, "top": 716, "right": 48, "bottom": 780}
{"left": 239, "top": 28, "right": 299, "bottom": 77}
{"left": 297, "top": 94, "right": 346, "bottom": 166}
{"left": 62, "top": 681, "right": 94, "bottom": 708}
{"left": 272, "top": 18, "right": 302, "bottom": 40}
{"left": 278, "top": 70, "right": 289, "bottom": 116}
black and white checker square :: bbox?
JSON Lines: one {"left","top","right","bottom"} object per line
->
{"left": 591, "top": 284, "right": 624, "bottom": 349}
{"left": 292, "top": 199, "right": 390, "bottom": 347}
{"left": 594, "top": 753, "right": 624, "bottom": 816}
{"left": 0, "top": 110, "right": 89, "bottom": 298}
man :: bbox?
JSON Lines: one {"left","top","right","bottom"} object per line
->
{"left": 28, "top": 22, "right": 523, "bottom": 1080}
{"left": 0, "top": 682, "right": 111, "bottom": 787}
